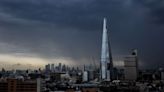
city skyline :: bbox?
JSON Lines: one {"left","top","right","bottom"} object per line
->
{"left": 0, "top": 0, "right": 164, "bottom": 69}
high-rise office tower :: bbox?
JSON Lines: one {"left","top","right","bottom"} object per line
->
{"left": 59, "top": 63, "right": 62, "bottom": 72}
{"left": 100, "top": 18, "right": 113, "bottom": 81}
{"left": 51, "top": 64, "right": 55, "bottom": 72}
{"left": 124, "top": 49, "right": 138, "bottom": 81}
{"left": 45, "top": 64, "right": 51, "bottom": 72}
{"left": 62, "top": 64, "right": 66, "bottom": 72}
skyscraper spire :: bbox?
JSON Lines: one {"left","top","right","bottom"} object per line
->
{"left": 100, "top": 18, "right": 113, "bottom": 81}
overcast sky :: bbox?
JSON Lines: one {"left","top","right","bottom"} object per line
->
{"left": 0, "top": 0, "right": 164, "bottom": 69}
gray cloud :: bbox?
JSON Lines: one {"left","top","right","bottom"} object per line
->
{"left": 0, "top": 0, "right": 164, "bottom": 68}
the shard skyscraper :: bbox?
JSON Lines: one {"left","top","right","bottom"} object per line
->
{"left": 100, "top": 18, "right": 113, "bottom": 81}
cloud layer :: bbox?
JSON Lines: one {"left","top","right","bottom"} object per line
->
{"left": 0, "top": 0, "right": 164, "bottom": 69}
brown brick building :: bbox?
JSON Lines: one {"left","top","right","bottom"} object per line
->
{"left": 0, "top": 78, "right": 41, "bottom": 92}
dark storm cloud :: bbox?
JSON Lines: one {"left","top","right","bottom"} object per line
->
{"left": 0, "top": 0, "right": 164, "bottom": 68}
{"left": 0, "top": 0, "right": 98, "bottom": 30}
{"left": 136, "top": 0, "right": 164, "bottom": 24}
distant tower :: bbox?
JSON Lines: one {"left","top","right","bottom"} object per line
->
{"left": 83, "top": 65, "right": 88, "bottom": 82}
{"left": 51, "top": 64, "right": 55, "bottom": 72}
{"left": 58, "top": 63, "right": 62, "bottom": 72}
{"left": 45, "top": 64, "right": 51, "bottom": 72}
{"left": 100, "top": 18, "right": 113, "bottom": 81}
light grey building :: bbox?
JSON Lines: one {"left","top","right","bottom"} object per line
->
{"left": 37, "top": 78, "right": 42, "bottom": 92}
{"left": 124, "top": 50, "right": 138, "bottom": 81}
{"left": 83, "top": 71, "right": 88, "bottom": 82}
